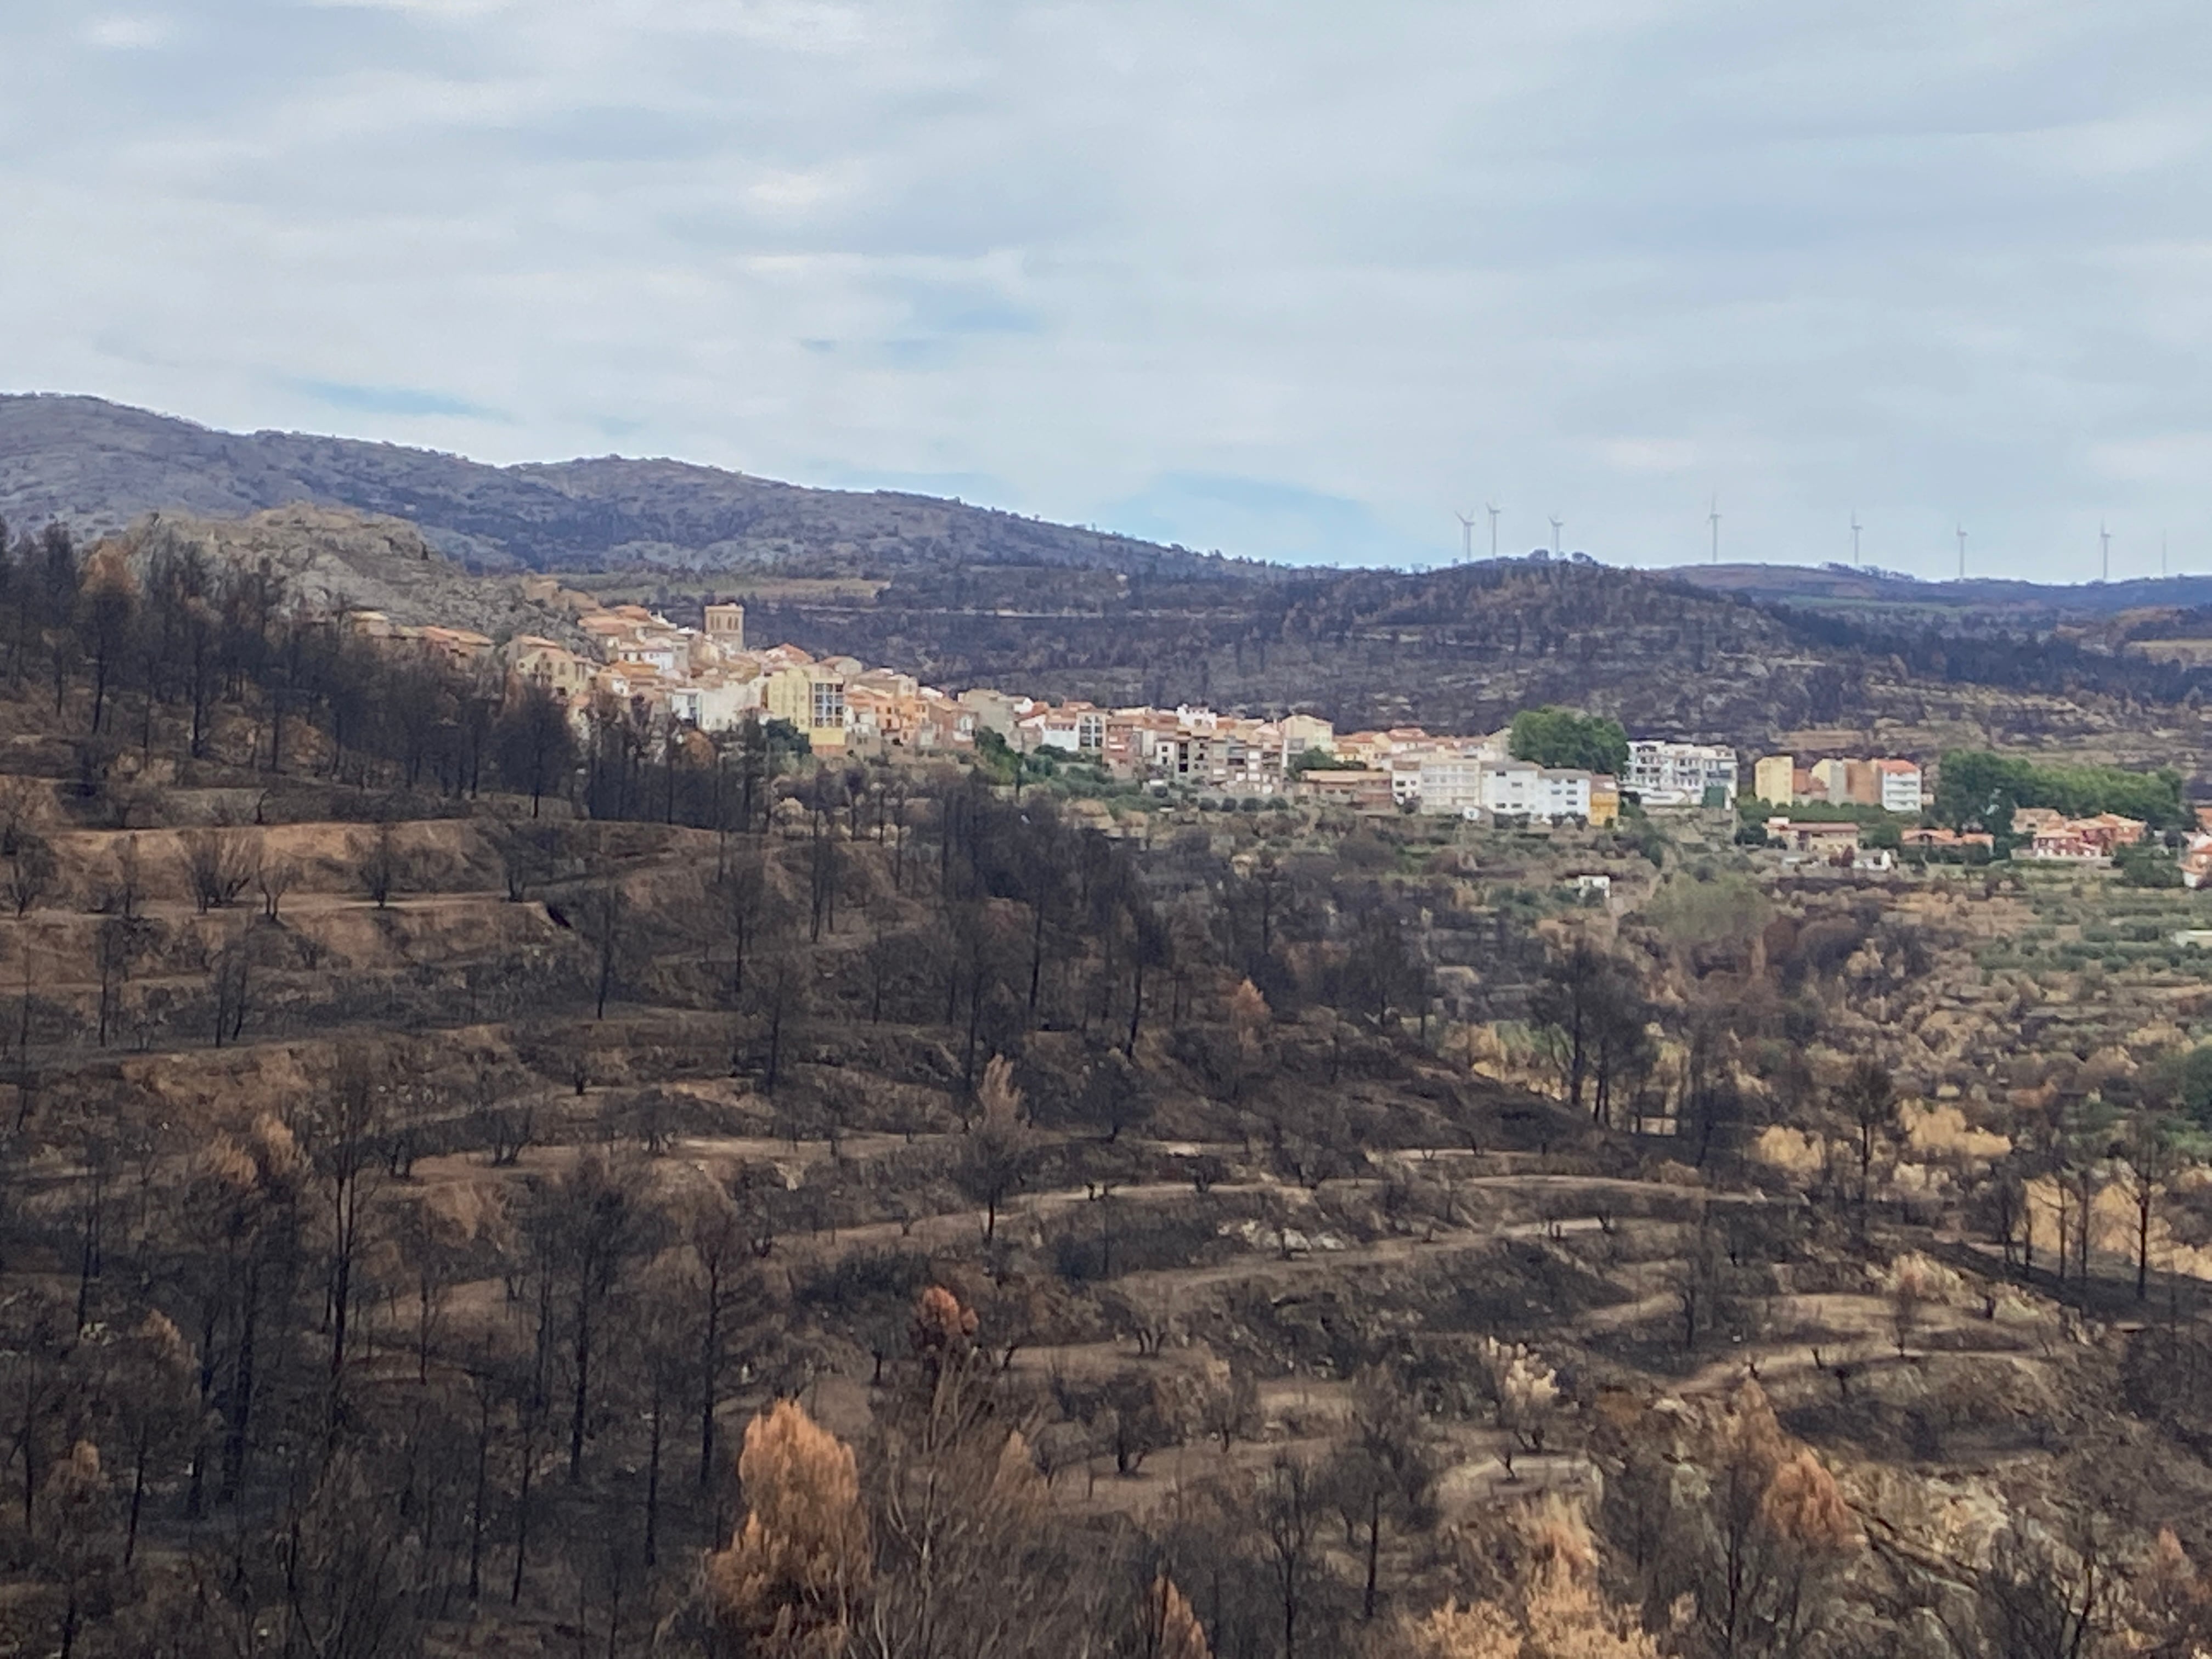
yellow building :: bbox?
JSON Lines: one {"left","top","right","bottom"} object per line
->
{"left": 1589, "top": 774, "right": 1621, "bottom": 827}
{"left": 507, "top": 637, "right": 594, "bottom": 696}
{"left": 761, "top": 663, "right": 849, "bottom": 748}
{"left": 1753, "top": 754, "right": 1796, "bottom": 805}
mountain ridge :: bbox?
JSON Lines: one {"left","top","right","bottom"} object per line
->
{"left": 0, "top": 392, "right": 1233, "bottom": 579}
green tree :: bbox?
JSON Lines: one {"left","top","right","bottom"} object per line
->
{"left": 1935, "top": 748, "right": 2184, "bottom": 831}
{"left": 1509, "top": 707, "right": 1629, "bottom": 776}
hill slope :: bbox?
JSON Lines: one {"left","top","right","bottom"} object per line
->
{"left": 0, "top": 393, "right": 1226, "bottom": 577}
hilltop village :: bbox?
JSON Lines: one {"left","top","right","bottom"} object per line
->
{"left": 352, "top": 584, "right": 1762, "bottom": 823}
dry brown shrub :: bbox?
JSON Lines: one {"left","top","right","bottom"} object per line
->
{"left": 1898, "top": 1102, "right": 2009, "bottom": 1161}
{"left": 1760, "top": 1449, "right": 1858, "bottom": 1553}
{"left": 911, "top": 1284, "right": 979, "bottom": 1363}
{"left": 990, "top": 1429, "right": 1047, "bottom": 1517}
{"left": 1397, "top": 1597, "right": 1519, "bottom": 1659}
{"left": 1519, "top": 1564, "right": 1663, "bottom": 1658}
{"left": 1390, "top": 1565, "right": 1658, "bottom": 1658}
{"left": 248, "top": 1113, "right": 306, "bottom": 1183}
{"left": 1718, "top": 1379, "right": 1787, "bottom": 1483}
{"left": 1146, "top": 1572, "right": 1212, "bottom": 1659}
{"left": 977, "top": 1053, "right": 1023, "bottom": 1126}
{"left": 1229, "top": 978, "right": 1269, "bottom": 1036}
{"left": 704, "top": 1400, "right": 871, "bottom": 1658}
{"left": 1748, "top": 1125, "right": 1826, "bottom": 1177}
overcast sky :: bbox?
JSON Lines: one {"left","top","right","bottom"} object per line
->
{"left": 5, "top": 1, "right": 2209, "bottom": 578}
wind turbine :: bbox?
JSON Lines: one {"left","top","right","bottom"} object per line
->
{"left": 1708, "top": 494, "right": 1721, "bottom": 565}
{"left": 1850, "top": 510, "right": 1862, "bottom": 567}
{"left": 2163, "top": 531, "right": 2169, "bottom": 579}
{"left": 1549, "top": 515, "right": 1564, "bottom": 556}
{"left": 2100, "top": 521, "right": 2111, "bottom": 583}
{"left": 1455, "top": 510, "right": 1477, "bottom": 563}
{"left": 1955, "top": 523, "right": 1967, "bottom": 580}
{"left": 1486, "top": 502, "right": 1500, "bottom": 560}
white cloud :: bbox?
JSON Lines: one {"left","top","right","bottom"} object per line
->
{"left": 5, "top": 0, "right": 2212, "bottom": 578}
{"left": 1600, "top": 441, "right": 1701, "bottom": 477}
{"left": 82, "top": 14, "right": 174, "bottom": 48}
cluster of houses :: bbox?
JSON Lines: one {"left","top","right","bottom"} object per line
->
{"left": 343, "top": 586, "right": 1771, "bottom": 827}
{"left": 2011, "top": 808, "right": 2148, "bottom": 862}
{"left": 1294, "top": 731, "right": 1619, "bottom": 823}
{"left": 1762, "top": 804, "right": 2152, "bottom": 869}
{"left": 1306, "top": 736, "right": 1741, "bottom": 824}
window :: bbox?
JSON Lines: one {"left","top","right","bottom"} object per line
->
{"left": 811, "top": 681, "right": 845, "bottom": 727}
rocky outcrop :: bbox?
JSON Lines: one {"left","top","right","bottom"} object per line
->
{"left": 115, "top": 505, "right": 586, "bottom": 647}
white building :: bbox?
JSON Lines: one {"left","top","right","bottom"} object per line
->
{"left": 665, "top": 681, "right": 759, "bottom": 732}
{"left": 1877, "top": 759, "right": 1923, "bottom": 815}
{"left": 1479, "top": 761, "right": 1593, "bottom": 823}
{"left": 1389, "top": 755, "right": 1426, "bottom": 806}
{"left": 1627, "top": 741, "right": 1738, "bottom": 806}
{"left": 1417, "top": 755, "right": 1487, "bottom": 816}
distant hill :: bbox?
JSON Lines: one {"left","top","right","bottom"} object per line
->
{"left": 1664, "top": 561, "right": 2212, "bottom": 621}
{"left": 0, "top": 393, "right": 1229, "bottom": 579}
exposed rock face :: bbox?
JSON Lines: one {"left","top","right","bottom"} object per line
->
{"left": 116, "top": 505, "right": 586, "bottom": 647}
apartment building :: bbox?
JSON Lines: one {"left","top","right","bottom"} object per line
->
{"left": 1480, "top": 761, "right": 1594, "bottom": 822}
{"left": 1627, "top": 741, "right": 1738, "bottom": 806}
{"left": 1416, "top": 755, "right": 1486, "bottom": 816}
{"left": 1280, "top": 713, "right": 1336, "bottom": 759}
{"left": 1753, "top": 754, "right": 1795, "bottom": 805}
{"left": 1876, "top": 759, "right": 1924, "bottom": 814}
{"left": 761, "top": 663, "right": 849, "bottom": 748}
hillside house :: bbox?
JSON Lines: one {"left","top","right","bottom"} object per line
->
{"left": 1390, "top": 755, "right": 1425, "bottom": 807}
{"left": 1298, "top": 768, "right": 1395, "bottom": 811}
{"left": 1589, "top": 775, "right": 1621, "bottom": 827}
{"left": 2184, "top": 834, "right": 2212, "bottom": 889}
{"left": 1017, "top": 702, "right": 1107, "bottom": 757}
{"left": 409, "top": 625, "right": 490, "bottom": 665}
{"left": 2017, "top": 812, "right": 2146, "bottom": 861}
{"left": 664, "top": 679, "right": 758, "bottom": 731}
{"left": 1900, "top": 826, "right": 1994, "bottom": 853}
{"left": 507, "top": 637, "right": 594, "bottom": 697}
{"left": 957, "top": 689, "right": 1029, "bottom": 738}
{"left": 1765, "top": 817, "right": 1863, "bottom": 857}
